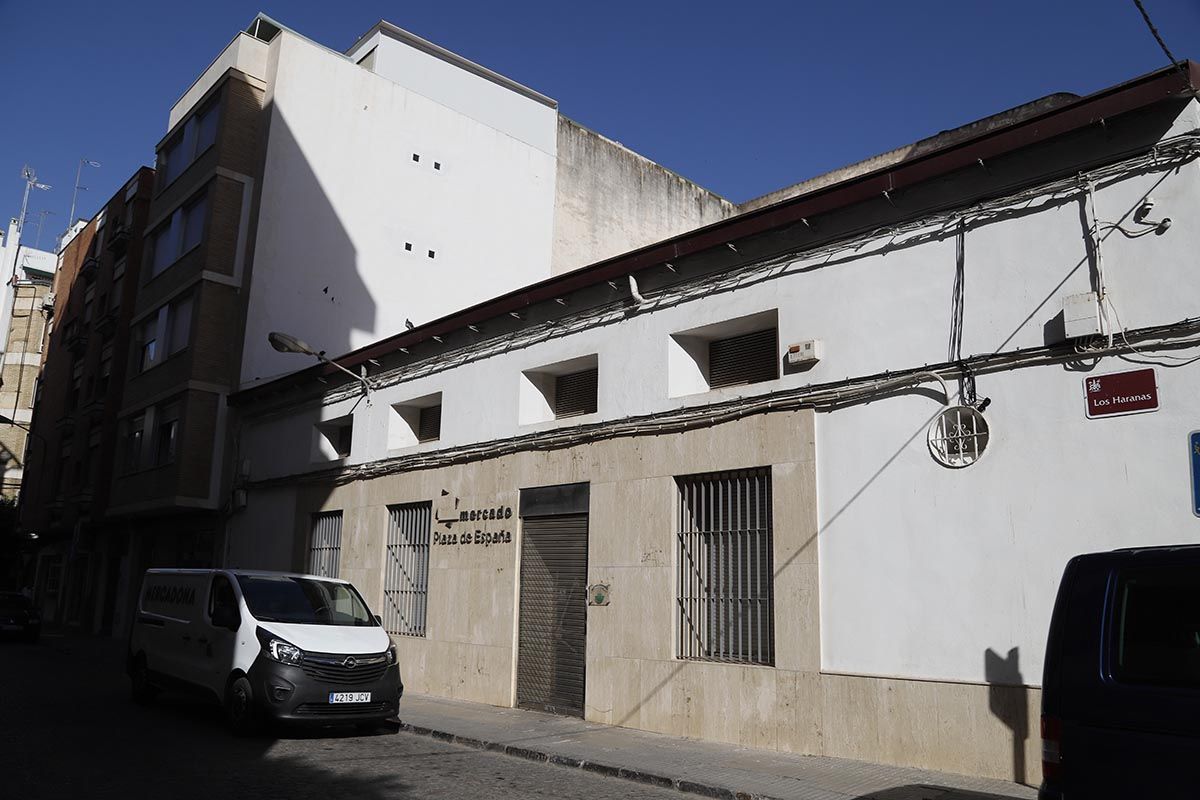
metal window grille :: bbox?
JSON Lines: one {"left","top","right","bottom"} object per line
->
{"left": 384, "top": 502, "right": 431, "bottom": 636}
{"left": 676, "top": 468, "right": 774, "bottom": 665}
{"left": 927, "top": 405, "right": 990, "bottom": 468}
{"left": 554, "top": 368, "right": 598, "bottom": 418}
{"left": 417, "top": 405, "right": 441, "bottom": 443}
{"left": 309, "top": 511, "right": 342, "bottom": 578}
{"left": 708, "top": 328, "right": 778, "bottom": 389}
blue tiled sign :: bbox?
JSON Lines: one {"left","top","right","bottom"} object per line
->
{"left": 1191, "top": 431, "right": 1200, "bottom": 518}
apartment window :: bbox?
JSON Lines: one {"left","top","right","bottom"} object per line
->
{"left": 389, "top": 394, "right": 441, "bottom": 449}
{"left": 54, "top": 443, "right": 71, "bottom": 497}
{"left": 110, "top": 260, "right": 125, "bottom": 310}
{"left": 676, "top": 467, "right": 774, "bottom": 666}
{"left": 669, "top": 310, "right": 779, "bottom": 397}
{"left": 154, "top": 403, "right": 180, "bottom": 465}
{"left": 137, "top": 293, "right": 193, "bottom": 372}
{"left": 314, "top": 416, "right": 353, "bottom": 460}
{"left": 417, "top": 405, "right": 442, "bottom": 443}
{"left": 124, "top": 413, "right": 145, "bottom": 472}
{"left": 309, "top": 511, "right": 343, "bottom": 578}
{"left": 150, "top": 192, "right": 208, "bottom": 277}
{"left": 168, "top": 294, "right": 193, "bottom": 356}
{"left": 553, "top": 368, "right": 599, "bottom": 418}
{"left": 519, "top": 355, "right": 599, "bottom": 425}
{"left": 86, "top": 428, "right": 101, "bottom": 486}
{"left": 138, "top": 317, "right": 158, "bottom": 372}
{"left": 708, "top": 329, "right": 778, "bottom": 389}
{"left": 97, "top": 345, "right": 113, "bottom": 397}
{"left": 384, "top": 502, "right": 432, "bottom": 636}
{"left": 67, "top": 361, "right": 83, "bottom": 412}
{"left": 82, "top": 284, "right": 95, "bottom": 325}
{"left": 160, "top": 99, "right": 220, "bottom": 186}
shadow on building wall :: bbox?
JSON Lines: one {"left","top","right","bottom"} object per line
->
{"left": 239, "top": 101, "right": 375, "bottom": 385}
{"left": 984, "top": 646, "right": 1030, "bottom": 787}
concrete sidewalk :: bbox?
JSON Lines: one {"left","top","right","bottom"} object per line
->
{"left": 396, "top": 693, "right": 1037, "bottom": 800}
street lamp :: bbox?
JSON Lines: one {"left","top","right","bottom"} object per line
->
{"left": 268, "top": 331, "right": 372, "bottom": 398}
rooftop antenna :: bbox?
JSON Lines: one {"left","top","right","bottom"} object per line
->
{"left": 24, "top": 209, "right": 56, "bottom": 249}
{"left": 17, "top": 166, "right": 52, "bottom": 238}
{"left": 66, "top": 158, "right": 101, "bottom": 234}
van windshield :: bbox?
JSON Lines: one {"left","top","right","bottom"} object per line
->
{"left": 235, "top": 575, "right": 376, "bottom": 627}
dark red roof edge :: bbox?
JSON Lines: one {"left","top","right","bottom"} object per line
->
{"left": 231, "top": 60, "right": 1198, "bottom": 407}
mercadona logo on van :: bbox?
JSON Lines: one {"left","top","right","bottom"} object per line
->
{"left": 145, "top": 584, "right": 196, "bottom": 606}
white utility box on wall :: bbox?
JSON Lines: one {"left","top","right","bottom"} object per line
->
{"left": 787, "top": 339, "right": 824, "bottom": 365}
{"left": 1063, "top": 292, "right": 1105, "bottom": 339}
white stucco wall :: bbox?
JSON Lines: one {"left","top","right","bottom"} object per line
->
{"left": 240, "top": 30, "right": 559, "bottom": 386}
{"left": 235, "top": 100, "right": 1200, "bottom": 688}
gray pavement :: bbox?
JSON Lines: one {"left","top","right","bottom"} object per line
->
{"left": 0, "top": 634, "right": 1037, "bottom": 800}
{"left": 397, "top": 694, "right": 1039, "bottom": 800}
{"left": 0, "top": 635, "right": 681, "bottom": 800}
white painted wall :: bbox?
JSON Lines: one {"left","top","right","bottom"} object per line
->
{"left": 240, "top": 30, "right": 559, "bottom": 386}
{"left": 234, "top": 100, "right": 1200, "bottom": 687}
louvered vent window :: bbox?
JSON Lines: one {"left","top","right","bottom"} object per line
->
{"left": 708, "top": 328, "right": 778, "bottom": 389}
{"left": 676, "top": 468, "right": 774, "bottom": 666}
{"left": 417, "top": 405, "right": 441, "bottom": 442}
{"left": 554, "top": 368, "right": 598, "bottom": 418}
{"left": 309, "top": 511, "right": 343, "bottom": 578}
{"left": 384, "top": 502, "right": 431, "bottom": 636}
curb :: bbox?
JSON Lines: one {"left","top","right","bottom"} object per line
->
{"left": 397, "top": 721, "right": 782, "bottom": 800}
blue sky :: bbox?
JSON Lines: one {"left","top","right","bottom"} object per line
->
{"left": 2, "top": 0, "right": 1198, "bottom": 247}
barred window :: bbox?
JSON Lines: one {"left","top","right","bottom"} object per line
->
{"left": 308, "top": 511, "right": 342, "bottom": 578}
{"left": 384, "top": 502, "right": 431, "bottom": 636}
{"left": 676, "top": 468, "right": 774, "bottom": 665}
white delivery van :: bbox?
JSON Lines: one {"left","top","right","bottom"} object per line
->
{"left": 128, "top": 569, "right": 402, "bottom": 732}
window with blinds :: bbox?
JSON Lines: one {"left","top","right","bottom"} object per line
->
{"left": 553, "top": 368, "right": 598, "bottom": 418}
{"left": 309, "top": 511, "right": 343, "bottom": 578}
{"left": 417, "top": 405, "right": 441, "bottom": 443}
{"left": 384, "top": 502, "right": 431, "bottom": 636}
{"left": 708, "top": 328, "right": 778, "bottom": 389}
{"left": 676, "top": 468, "right": 774, "bottom": 666}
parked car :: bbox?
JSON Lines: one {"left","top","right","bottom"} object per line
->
{"left": 128, "top": 569, "right": 402, "bottom": 732}
{"left": 1040, "top": 545, "right": 1200, "bottom": 799}
{"left": 0, "top": 592, "right": 39, "bottom": 642}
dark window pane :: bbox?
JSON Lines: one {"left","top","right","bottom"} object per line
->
{"left": 1115, "top": 566, "right": 1200, "bottom": 688}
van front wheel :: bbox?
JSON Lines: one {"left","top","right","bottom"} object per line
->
{"left": 130, "top": 655, "right": 158, "bottom": 705}
{"left": 225, "top": 676, "right": 259, "bottom": 735}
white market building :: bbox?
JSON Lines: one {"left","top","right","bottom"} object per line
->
{"left": 225, "top": 62, "right": 1200, "bottom": 785}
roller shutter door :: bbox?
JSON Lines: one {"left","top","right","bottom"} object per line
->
{"left": 517, "top": 514, "right": 588, "bottom": 716}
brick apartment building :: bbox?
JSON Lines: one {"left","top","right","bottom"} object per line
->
{"left": 21, "top": 168, "right": 154, "bottom": 629}
{"left": 28, "top": 13, "right": 735, "bottom": 637}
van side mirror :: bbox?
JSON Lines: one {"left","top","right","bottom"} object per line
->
{"left": 374, "top": 614, "right": 382, "bottom": 626}
{"left": 213, "top": 605, "right": 240, "bottom": 631}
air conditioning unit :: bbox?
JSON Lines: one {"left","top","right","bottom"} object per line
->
{"left": 41, "top": 292, "right": 56, "bottom": 310}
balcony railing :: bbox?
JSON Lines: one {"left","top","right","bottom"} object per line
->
{"left": 106, "top": 225, "right": 130, "bottom": 256}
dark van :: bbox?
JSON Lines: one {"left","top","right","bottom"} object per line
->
{"left": 1040, "top": 545, "right": 1200, "bottom": 799}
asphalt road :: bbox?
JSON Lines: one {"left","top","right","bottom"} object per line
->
{"left": 0, "top": 635, "right": 681, "bottom": 800}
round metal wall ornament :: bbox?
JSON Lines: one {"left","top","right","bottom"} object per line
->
{"left": 928, "top": 405, "right": 990, "bottom": 468}
{"left": 588, "top": 584, "right": 610, "bottom": 606}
